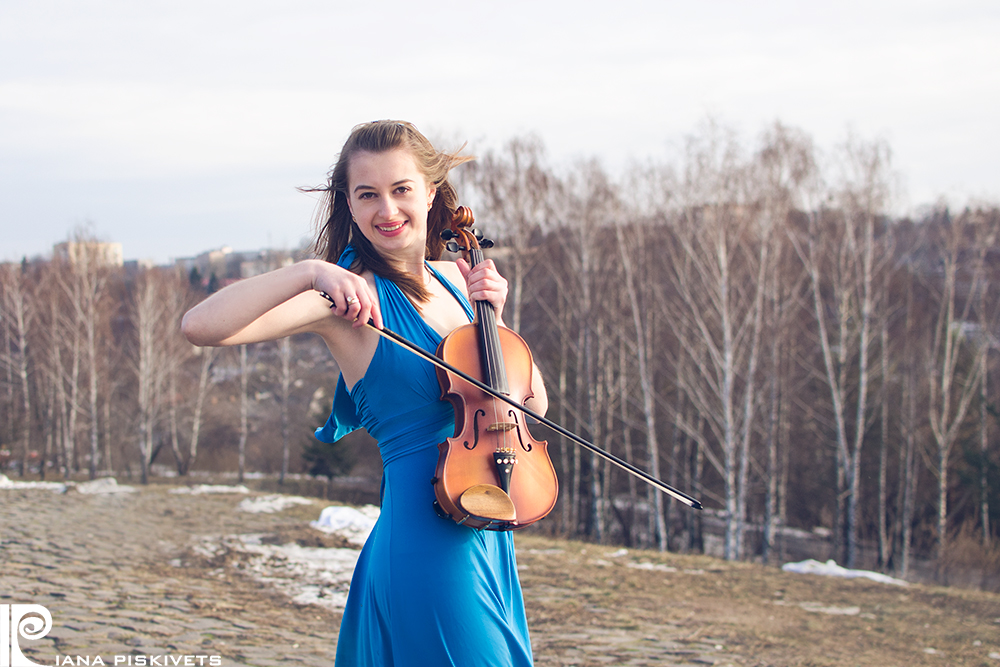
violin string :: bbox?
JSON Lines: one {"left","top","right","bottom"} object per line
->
{"left": 470, "top": 246, "right": 506, "bottom": 455}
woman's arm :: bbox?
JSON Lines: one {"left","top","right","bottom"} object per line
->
{"left": 181, "top": 259, "right": 380, "bottom": 347}
{"left": 524, "top": 361, "right": 548, "bottom": 417}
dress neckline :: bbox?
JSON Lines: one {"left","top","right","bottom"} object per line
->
{"left": 403, "top": 261, "right": 475, "bottom": 344}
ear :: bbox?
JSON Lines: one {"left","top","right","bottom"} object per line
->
{"left": 427, "top": 186, "right": 437, "bottom": 210}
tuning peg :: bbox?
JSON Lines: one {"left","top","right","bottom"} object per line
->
{"left": 480, "top": 238, "right": 494, "bottom": 249}
{"left": 472, "top": 228, "right": 484, "bottom": 240}
{"left": 440, "top": 229, "right": 458, "bottom": 240}
{"left": 445, "top": 241, "right": 462, "bottom": 253}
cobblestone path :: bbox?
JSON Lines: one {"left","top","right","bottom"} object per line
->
{"left": 2, "top": 484, "right": 340, "bottom": 667}
{"left": 1, "top": 483, "right": 737, "bottom": 667}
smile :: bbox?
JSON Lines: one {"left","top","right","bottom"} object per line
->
{"left": 377, "top": 222, "right": 406, "bottom": 233}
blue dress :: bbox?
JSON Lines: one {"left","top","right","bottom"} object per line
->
{"left": 316, "top": 247, "right": 533, "bottom": 667}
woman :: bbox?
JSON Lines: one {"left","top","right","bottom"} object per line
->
{"left": 182, "top": 120, "right": 544, "bottom": 666}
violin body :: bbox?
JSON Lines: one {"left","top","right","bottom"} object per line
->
{"left": 434, "top": 324, "right": 558, "bottom": 530}
{"left": 431, "top": 207, "right": 559, "bottom": 530}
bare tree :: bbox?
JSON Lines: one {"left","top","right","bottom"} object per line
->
{"left": 278, "top": 336, "right": 294, "bottom": 485}
{"left": 979, "top": 332, "right": 990, "bottom": 547}
{"left": 615, "top": 221, "right": 668, "bottom": 549}
{"left": 161, "top": 273, "right": 210, "bottom": 476}
{"left": 471, "top": 135, "right": 552, "bottom": 334}
{"left": 58, "top": 233, "right": 114, "bottom": 479}
{"left": 188, "top": 345, "right": 216, "bottom": 474}
{"left": 924, "top": 209, "right": 995, "bottom": 566}
{"left": 0, "top": 263, "right": 34, "bottom": 476}
{"left": 896, "top": 273, "right": 923, "bottom": 578}
{"left": 130, "top": 269, "right": 173, "bottom": 484}
{"left": 661, "top": 120, "right": 771, "bottom": 560}
{"left": 788, "top": 135, "right": 891, "bottom": 567}
{"left": 751, "top": 122, "right": 814, "bottom": 561}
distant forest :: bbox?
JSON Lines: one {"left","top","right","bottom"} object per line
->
{"left": 2, "top": 120, "right": 998, "bottom": 586}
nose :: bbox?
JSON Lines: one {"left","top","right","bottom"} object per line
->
{"left": 378, "top": 196, "right": 398, "bottom": 219}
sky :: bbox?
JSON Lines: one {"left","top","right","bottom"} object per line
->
{"left": 2, "top": 0, "right": 998, "bottom": 264}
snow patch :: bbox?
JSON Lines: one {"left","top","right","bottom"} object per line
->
{"left": 197, "top": 534, "right": 361, "bottom": 611}
{"left": 237, "top": 494, "right": 315, "bottom": 514}
{"left": 626, "top": 562, "right": 678, "bottom": 573}
{"left": 782, "top": 559, "right": 908, "bottom": 586}
{"left": 0, "top": 473, "right": 66, "bottom": 492}
{"left": 798, "top": 601, "right": 861, "bottom": 616}
{"left": 234, "top": 534, "right": 361, "bottom": 610}
{"left": 75, "top": 477, "right": 136, "bottom": 494}
{"left": 169, "top": 484, "right": 251, "bottom": 495}
{"left": 310, "top": 505, "right": 380, "bottom": 546}
{"left": 192, "top": 502, "right": 382, "bottom": 612}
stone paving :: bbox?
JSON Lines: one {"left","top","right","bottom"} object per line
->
{"left": 1, "top": 483, "right": 736, "bottom": 667}
{"left": 1, "top": 484, "right": 340, "bottom": 667}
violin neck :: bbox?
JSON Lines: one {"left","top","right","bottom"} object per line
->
{"left": 469, "top": 247, "right": 510, "bottom": 396}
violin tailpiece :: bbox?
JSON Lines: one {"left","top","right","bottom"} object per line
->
{"left": 493, "top": 450, "right": 516, "bottom": 495}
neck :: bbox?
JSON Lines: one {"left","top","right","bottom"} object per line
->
{"left": 387, "top": 254, "right": 430, "bottom": 285}
{"left": 377, "top": 245, "right": 428, "bottom": 280}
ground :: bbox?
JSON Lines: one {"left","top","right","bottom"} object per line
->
{"left": 1, "top": 481, "right": 998, "bottom": 667}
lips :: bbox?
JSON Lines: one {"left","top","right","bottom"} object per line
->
{"left": 376, "top": 221, "right": 406, "bottom": 235}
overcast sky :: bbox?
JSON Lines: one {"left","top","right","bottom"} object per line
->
{"left": 2, "top": 0, "right": 998, "bottom": 264}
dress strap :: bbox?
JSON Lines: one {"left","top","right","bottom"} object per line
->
{"left": 425, "top": 262, "right": 475, "bottom": 322}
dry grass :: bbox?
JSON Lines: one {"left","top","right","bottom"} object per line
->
{"left": 515, "top": 533, "right": 1000, "bottom": 667}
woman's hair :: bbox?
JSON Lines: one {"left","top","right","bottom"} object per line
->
{"left": 307, "top": 120, "right": 474, "bottom": 303}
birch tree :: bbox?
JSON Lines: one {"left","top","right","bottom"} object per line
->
{"left": 58, "top": 235, "right": 114, "bottom": 479}
{"left": 788, "top": 135, "right": 890, "bottom": 567}
{"left": 471, "top": 135, "right": 552, "bottom": 334}
{"left": 278, "top": 336, "right": 293, "bottom": 484}
{"left": 615, "top": 221, "right": 668, "bottom": 549}
{"left": 0, "top": 263, "right": 34, "bottom": 476}
{"left": 662, "top": 121, "right": 770, "bottom": 560}
{"left": 924, "top": 208, "right": 996, "bottom": 565}
{"left": 130, "top": 269, "right": 172, "bottom": 484}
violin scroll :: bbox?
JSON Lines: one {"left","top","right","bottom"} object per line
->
{"left": 441, "top": 207, "right": 493, "bottom": 255}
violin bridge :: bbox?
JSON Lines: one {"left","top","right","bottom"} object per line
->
{"left": 486, "top": 422, "right": 517, "bottom": 432}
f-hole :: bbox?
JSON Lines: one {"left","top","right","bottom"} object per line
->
{"left": 464, "top": 409, "right": 487, "bottom": 450}
{"left": 508, "top": 409, "right": 532, "bottom": 452}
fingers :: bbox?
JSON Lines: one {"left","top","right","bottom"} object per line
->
{"left": 462, "top": 259, "right": 507, "bottom": 319}
{"left": 316, "top": 269, "right": 382, "bottom": 329}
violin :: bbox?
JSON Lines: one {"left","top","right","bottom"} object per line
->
{"left": 430, "top": 207, "right": 559, "bottom": 530}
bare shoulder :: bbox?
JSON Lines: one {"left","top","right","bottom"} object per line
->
{"left": 429, "top": 260, "right": 468, "bottom": 295}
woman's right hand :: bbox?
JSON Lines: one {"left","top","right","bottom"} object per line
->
{"left": 312, "top": 262, "right": 383, "bottom": 330}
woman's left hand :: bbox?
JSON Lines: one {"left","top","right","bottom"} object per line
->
{"left": 457, "top": 258, "right": 508, "bottom": 324}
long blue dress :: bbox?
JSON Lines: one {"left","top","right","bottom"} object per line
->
{"left": 315, "top": 247, "right": 534, "bottom": 667}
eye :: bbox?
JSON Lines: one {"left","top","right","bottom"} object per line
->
{"left": 394, "top": 185, "right": 411, "bottom": 195}
{"left": 358, "top": 192, "right": 376, "bottom": 200}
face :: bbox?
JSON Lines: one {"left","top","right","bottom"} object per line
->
{"left": 347, "top": 148, "right": 436, "bottom": 262}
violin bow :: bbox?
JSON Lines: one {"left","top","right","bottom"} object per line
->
{"left": 319, "top": 291, "right": 702, "bottom": 510}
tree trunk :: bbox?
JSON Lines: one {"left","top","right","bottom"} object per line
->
{"left": 239, "top": 344, "right": 249, "bottom": 484}
{"left": 279, "top": 337, "right": 292, "bottom": 485}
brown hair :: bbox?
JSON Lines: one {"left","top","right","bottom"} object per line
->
{"left": 307, "top": 120, "right": 474, "bottom": 303}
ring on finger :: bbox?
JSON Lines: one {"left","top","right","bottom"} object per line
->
{"left": 346, "top": 296, "right": 359, "bottom": 306}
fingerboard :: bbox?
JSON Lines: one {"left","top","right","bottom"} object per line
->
{"left": 469, "top": 247, "right": 510, "bottom": 396}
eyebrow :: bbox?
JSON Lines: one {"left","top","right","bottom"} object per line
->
{"left": 353, "top": 179, "right": 414, "bottom": 194}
